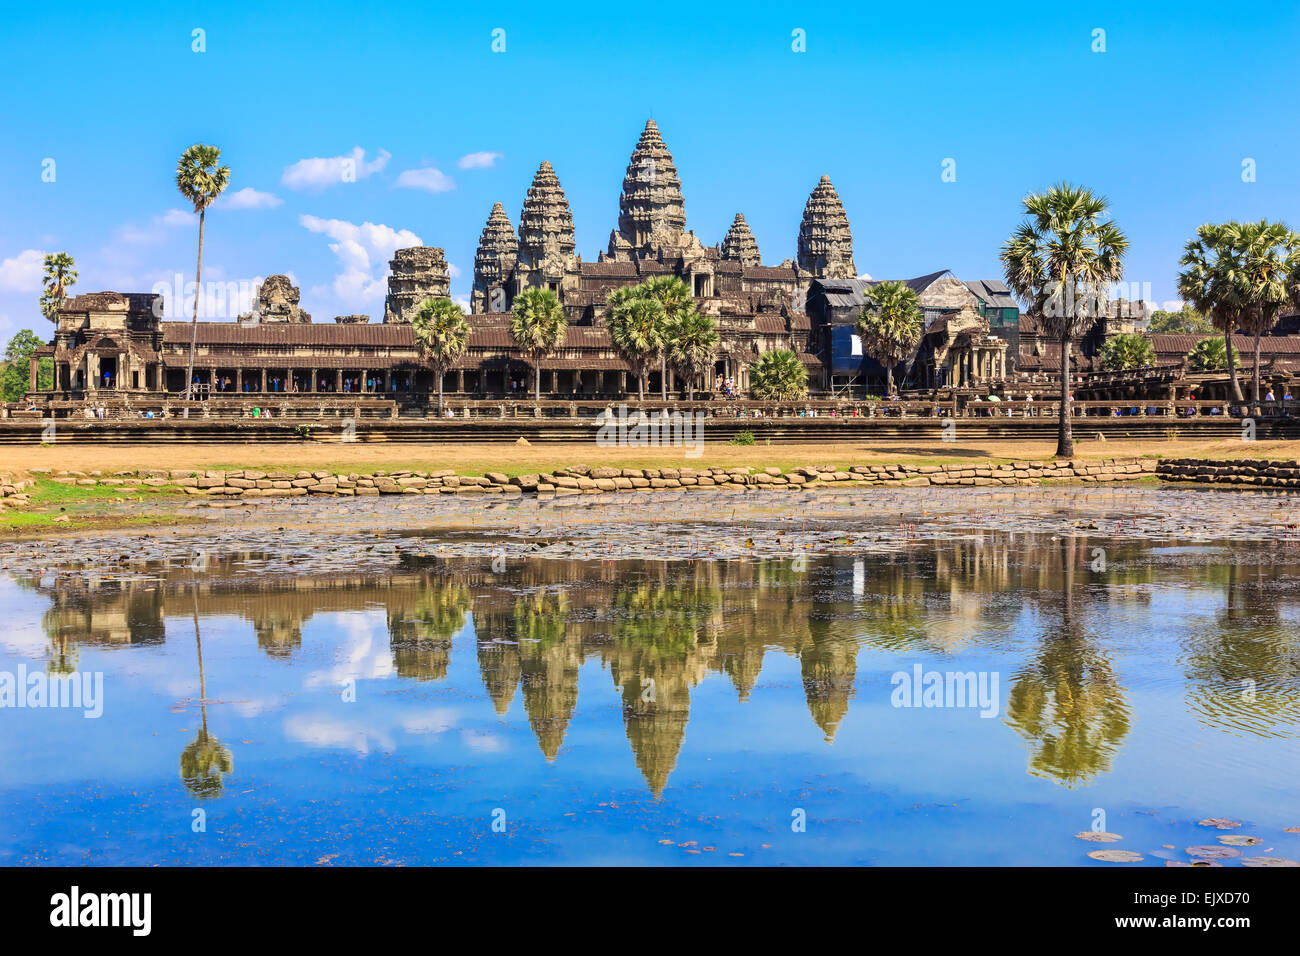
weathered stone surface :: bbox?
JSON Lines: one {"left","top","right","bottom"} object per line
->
{"left": 797, "top": 175, "right": 856, "bottom": 279}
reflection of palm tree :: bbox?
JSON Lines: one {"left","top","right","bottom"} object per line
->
{"left": 389, "top": 580, "right": 471, "bottom": 681}
{"left": 1183, "top": 561, "right": 1300, "bottom": 737}
{"left": 180, "top": 588, "right": 232, "bottom": 799}
{"left": 1005, "top": 538, "right": 1130, "bottom": 786}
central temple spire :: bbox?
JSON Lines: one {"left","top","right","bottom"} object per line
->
{"left": 797, "top": 175, "right": 856, "bottom": 279}
{"left": 614, "top": 119, "right": 686, "bottom": 258}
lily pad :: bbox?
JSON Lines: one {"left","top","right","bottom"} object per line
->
{"left": 1076, "top": 831, "right": 1124, "bottom": 843}
{"left": 1167, "top": 860, "right": 1222, "bottom": 867}
{"left": 1217, "top": 835, "right": 1262, "bottom": 846}
{"left": 1284, "top": 827, "right": 1300, "bottom": 834}
{"left": 1240, "top": 856, "right": 1300, "bottom": 867}
{"left": 1197, "top": 818, "right": 1242, "bottom": 830}
{"left": 1088, "top": 849, "right": 1144, "bottom": 862}
{"left": 1186, "top": 845, "right": 1241, "bottom": 859}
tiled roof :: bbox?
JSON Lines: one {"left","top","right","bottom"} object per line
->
{"left": 161, "top": 321, "right": 415, "bottom": 347}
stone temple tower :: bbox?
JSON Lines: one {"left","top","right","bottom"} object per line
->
{"left": 719, "top": 213, "right": 761, "bottom": 267}
{"left": 471, "top": 202, "right": 518, "bottom": 313}
{"left": 383, "top": 247, "right": 450, "bottom": 323}
{"left": 797, "top": 175, "right": 857, "bottom": 279}
{"left": 516, "top": 161, "right": 578, "bottom": 287}
{"left": 608, "top": 119, "right": 687, "bottom": 261}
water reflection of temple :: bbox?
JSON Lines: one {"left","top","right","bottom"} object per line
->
{"left": 18, "top": 537, "right": 1300, "bottom": 792}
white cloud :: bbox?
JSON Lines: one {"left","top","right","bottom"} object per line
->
{"left": 281, "top": 147, "right": 390, "bottom": 190}
{"left": 218, "top": 187, "right": 283, "bottom": 210}
{"left": 394, "top": 167, "right": 456, "bottom": 193}
{"left": 448, "top": 263, "right": 461, "bottom": 278}
{"left": 159, "top": 208, "right": 196, "bottom": 226}
{"left": 457, "top": 151, "right": 503, "bottom": 170}
{"left": 299, "top": 214, "right": 421, "bottom": 309}
{"left": 0, "top": 249, "right": 45, "bottom": 293}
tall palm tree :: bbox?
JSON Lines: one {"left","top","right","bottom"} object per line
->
{"left": 1235, "top": 219, "right": 1300, "bottom": 402}
{"left": 1178, "top": 222, "right": 1246, "bottom": 402}
{"left": 856, "top": 280, "right": 923, "bottom": 395}
{"left": 508, "top": 287, "right": 567, "bottom": 402}
{"left": 412, "top": 297, "right": 471, "bottom": 415}
{"left": 39, "top": 252, "right": 77, "bottom": 322}
{"left": 640, "top": 276, "right": 692, "bottom": 399}
{"left": 175, "top": 144, "right": 230, "bottom": 400}
{"left": 181, "top": 588, "right": 232, "bottom": 799}
{"left": 1001, "top": 183, "right": 1128, "bottom": 458}
{"left": 665, "top": 308, "right": 719, "bottom": 400}
{"left": 749, "top": 348, "right": 808, "bottom": 399}
{"left": 607, "top": 296, "right": 666, "bottom": 402}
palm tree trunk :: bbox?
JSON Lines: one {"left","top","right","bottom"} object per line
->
{"left": 184, "top": 208, "right": 205, "bottom": 402}
{"left": 886, "top": 365, "right": 894, "bottom": 396}
{"left": 660, "top": 357, "right": 667, "bottom": 400}
{"left": 437, "top": 368, "right": 444, "bottom": 416}
{"left": 534, "top": 363, "right": 541, "bottom": 403}
{"left": 1225, "top": 328, "right": 1244, "bottom": 402}
{"left": 638, "top": 364, "right": 645, "bottom": 403}
{"left": 1057, "top": 333, "right": 1074, "bottom": 458}
{"left": 1252, "top": 331, "right": 1262, "bottom": 403}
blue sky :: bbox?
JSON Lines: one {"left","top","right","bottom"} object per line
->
{"left": 2, "top": 0, "right": 1299, "bottom": 343}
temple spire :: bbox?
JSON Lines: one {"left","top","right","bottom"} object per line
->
{"left": 471, "top": 202, "right": 518, "bottom": 312}
{"left": 518, "top": 161, "right": 576, "bottom": 273}
{"left": 614, "top": 119, "right": 686, "bottom": 258}
{"left": 797, "top": 175, "right": 857, "bottom": 279}
{"left": 720, "top": 212, "right": 761, "bottom": 267}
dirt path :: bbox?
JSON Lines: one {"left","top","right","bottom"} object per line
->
{"left": 4, "top": 437, "right": 1298, "bottom": 478}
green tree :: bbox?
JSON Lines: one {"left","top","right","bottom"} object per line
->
{"left": 1098, "top": 332, "right": 1156, "bottom": 371}
{"left": 1001, "top": 183, "right": 1128, "bottom": 457}
{"left": 1235, "top": 219, "right": 1300, "bottom": 401}
{"left": 1186, "top": 336, "right": 1240, "bottom": 372}
{"left": 607, "top": 295, "right": 666, "bottom": 401}
{"left": 1148, "top": 306, "right": 1213, "bottom": 335}
{"left": 1178, "top": 222, "right": 1247, "bottom": 402}
{"left": 856, "top": 280, "right": 923, "bottom": 395}
{"left": 508, "top": 287, "right": 567, "bottom": 402}
{"left": 639, "top": 276, "right": 692, "bottom": 399}
{"left": 412, "top": 297, "right": 471, "bottom": 415}
{"left": 175, "top": 144, "right": 230, "bottom": 399}
{"left": 39, "top": 252, "right": 77, "bottom": 322}
{"left": 2, "top": 330, "right": 53, "bottom": 402}
{"left": 749, "top": 348, "right": 808, "bottom": 400}
{"left": 665, "top": 308, "right": 718, "bottom": 400}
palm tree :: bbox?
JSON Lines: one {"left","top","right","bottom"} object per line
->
{"left": 665, "top": 308, "right": 719, "bottom": 400}
{"left": 1098, "top": 332, "right": 1156, "bottom": 371}
{"left": 1235, "top": 220, "right": 1300, "bottom": 402}
{"left": 640, "top": 276, "right": 692, "bottom": 399}
{"left": 412, "top": 297, "right": 471, "bottom": 415}
{"left": 1187, "top": 337, "right": 1239, "bottom": 372}
{"left": 1178, "top": 222, "right": 1246, "bottom": 402}
{"left": 180, "top": 589, "right": 232, "bottom": 799}
{"left": 175, "top": 144, "right": 230, "bottom": 400}
{"left": 39, "top": 252, "right": 77, "bottom": 322}
{"left": 1001, "top": 183, "right": 1128, "bottom": 458}
{"left": 607, "top": 296, "right": 666, "bottom": 401}
{"left": 508, "top": 287, "right": 567, "bottom": 402}
{"left": 856, "top": 280, "right": 923, "bottom": 395}
{"left": 749, "top": 348, "right": 808, "bottom": 399}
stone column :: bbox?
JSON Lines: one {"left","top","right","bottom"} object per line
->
{"left": 236, "top": 368, "right": 243, "bottom": 392}
{"left": 335, "top": 369, "right": 342, "bottom": 393}
{"left": 259, "top": 369, "right": 266, "bottom": 393}
{"left": 309, "top": 368, "right": 318, "bottom": 392}
{"left": 29, "top": 355, "right": 38, "bottom": 391}
{"left": 384, "top": 369, "right": 392, "bottom": 394}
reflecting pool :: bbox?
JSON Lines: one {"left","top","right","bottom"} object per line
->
{"left": 2, "top": 532, "right": 1298, "bottom": 865}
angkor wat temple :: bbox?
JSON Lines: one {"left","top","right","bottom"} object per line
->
{"left": 26, "top": 119, "right": 1037, "bottom": 403}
